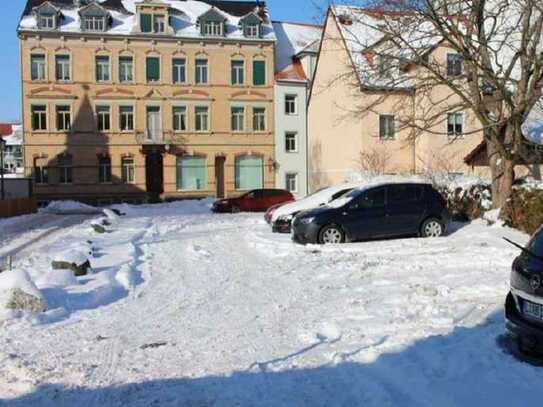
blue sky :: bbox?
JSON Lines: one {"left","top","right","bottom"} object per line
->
{"left": 0, "top": 0, "right": 325, "bottom": 123}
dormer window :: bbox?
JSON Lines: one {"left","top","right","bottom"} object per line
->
{"left": 39, "top": 14, "right": 56, "bottom": 29}
{"left": 203, "top": 21, "right": 223, "bottom": 36}
{"left": 154, "top": 15, "right": 165, "bottom": 33}
{"left": 239, "top": 12, "right": 263, "bottom": 39}
{"left": 244, "top": 23, "right": 259, "bottom": 38}
{"left": 140, "top": 13, "right": 167, "bottom": 34}
{"left": 83, "top": 16, "right": 105, "bottom": 32}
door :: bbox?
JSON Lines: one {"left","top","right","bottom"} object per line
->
{"left": 215, "top": 156, "right": 225, "bottom": 198}
{"left": 146, "top": 107, "right": 161, "bottom": 142}
{"left": 341, "top": 187, "right": 387, "bottom": 240}
{"left": 145, "top": 152, "right": 163, "bottom": 201}
{"left": 385, "top": 184, "right": 426, "bottom": 234}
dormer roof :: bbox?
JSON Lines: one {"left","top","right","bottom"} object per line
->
{"left": 197, "top": 6, "right": 228, "bottom": 23}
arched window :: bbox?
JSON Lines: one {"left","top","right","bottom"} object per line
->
{"left": 176, "top": 156, "right": 207, "bottom": 191}
{"left": 235, "top": 155, "right": 263, "bottom": 190}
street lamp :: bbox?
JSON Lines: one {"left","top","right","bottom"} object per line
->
{"left": 0, "top": 137, "right": 5, "bottom": 200}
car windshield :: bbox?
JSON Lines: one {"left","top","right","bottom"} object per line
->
{"left": 526, "top": 226, "right": 543, "bottom": 257}
{"left": 326, "top": 190, "right": 360, "bottom": 208}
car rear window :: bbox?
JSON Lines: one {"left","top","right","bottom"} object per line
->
{"left": 387, "top": 184, "right": 423, "bottom": 203}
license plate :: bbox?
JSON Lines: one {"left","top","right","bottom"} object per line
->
{"left": 524, "top": 300, "right": 543, "bottom": 320}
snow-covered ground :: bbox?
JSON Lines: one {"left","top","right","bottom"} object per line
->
{"left": 1, "top": 201, "right": 543, "bottom": 406}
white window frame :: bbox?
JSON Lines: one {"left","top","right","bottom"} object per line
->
{"left": 56, "top": 105, "right": 71, "bottom": 131}
{"left": 195, "top": 59, "right": 208, "bottom": 84}
{"left": 39, "top": 14, "right": 55, "bottom": 30}
{"left": 245, "top": 23, "right": 259, "bottom": 38}
{"left": 31, "top": 54, "right": 46, "bottom": 81}
{"left": 84, "top": 16, "right": 105, "bottom": 32}
{"left": 203, "top": 21, "right": 223, "bottom": 36}
{"left": 285, "top": 132, "right": 298, "bottom": 153}
{"left": 285, "top": 173, "right": 298, "bottom": 193}
{"left": 121, "top": 157, "right": 135, "bottom": 184}
{"left": 55, "top": 55, "right": 71, "bottom": 81}
{"left": 285, "top": 95, "right": 297, "bottom": 115}
{"left": 172, "top": 58, "right": 186, "bottom": 84}
{"left": 96, "top": 55, "right": 111, "bottom": 82}
{"left": 98, "top": 156, "right": 112, "bottom": 184}
{"left": 231, "top": 106, "right": 245, "bottom": 132}
{"left": 31, "top": 105, "right": 47, "bottom": 131}
{"left": 153, "top": 15, "right": 166, "bottom": 33}
{"left": 173, "top": 106, "right": 187, "bottom": 132}
{"left": 447, "top": 112, "right": 464, "bottom": 138}
{"left": 195, "top": 106, "right": 209, "bottom": 132}
{"left": 253, "top": 107, "right": 266, "bottom": 132}
{"left": 379, "top": 114, "right": 396, "bottom": 140}
{"left": 119, "top": 56, "right": 134, "bottom": 83}
{"left": 119, "top": 105, "right": 134, "bottom": 132}
{"left": 96, "top": 105, "right": 111, "bottom": 131}
{"left": 231, "top": 60, "right": 244, "bottom": 85}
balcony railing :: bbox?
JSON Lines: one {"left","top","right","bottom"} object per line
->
{"left": 136, "top": 129, "right": 173, "bottom": 145}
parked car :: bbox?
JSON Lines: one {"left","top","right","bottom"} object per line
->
{"left": 291, "top": 182, "right": 449, "bottom": 244}
{"left": 505, "top": 227, "right": 543, "bottom": 358}
{"left": 271, "top": 184, "right": 358, "bottom": 233}
{"left": 212, "top": 189, "right": 294, "bottom": 213}
{"left": 264, "top": 201, "right": 293, "bottom": 224}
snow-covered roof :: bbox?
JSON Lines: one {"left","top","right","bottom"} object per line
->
{"left": 19, "top": 0, "right": 275, "bottom": 41}
{"left": 273, "top": 21, "right": 322, "bottom": 81}
{"left": 3, "top": 125, "right": 23, "bottom": 147}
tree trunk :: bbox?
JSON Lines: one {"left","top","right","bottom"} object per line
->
{"left": 487, "top": 140, "right": 515, "bottom": 209}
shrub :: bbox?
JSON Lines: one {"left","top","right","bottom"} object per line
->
{"left": 436, "top": 183, "right": 492, "bottom": 221}
{"left": 500, "top": 187, "right": 543, "bottom": 235}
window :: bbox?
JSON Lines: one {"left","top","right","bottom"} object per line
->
{"left": 83, "top": 16, "right": 105, "bottom": 32}
{"left": 235, "top": 156, "right": 263, "bottom": 190}
{"left": 244, "top": 23, "right": 259, "bottom": 38}
{"left": 285, "top": 95, "right": 297, "bottom": 115}
{"left": 172, "top": 58, "right": 186, "bottom": 84}
{"left": 173, "top": 106, "right": 187, "bottom": 131}
{"left": 154, "top": 15, "right": 165, "bottom": 33}
{"left": 203, "top": 21, "right": 223, "bottom": 36}
{"left": 39, "top": 14, "right": 55, "bottom": 30}
{"left": 121, "top": 157, "right": 135, "bottom": 184}
{"left": 376, "top": 54, "right": 394, "bottom": 78}
{"left": 119, "top": 106, "right": 134, "bottom": 131}
{"left": 31, "top": 54, "right": 46, "bottom": 81}
{"left": 231, "top": 60, "right": 244, "bottom": 85}
{"left": 195, "top": 59, "right": 208, "bottom": 84}
{"left": 98, "top": 156, "right": 112, "bottom": 183}
{"left": 146, "top": 57, "right": 160, "bottom": 82}
{"left": 387, "top": 184, "right": 422, "bottom": 203}
{"left": 176, "top": 156, "right": 207, "bottom": 190}
{"left": 58, "top": 155, "right": 73, "bottom": 184}
{"left": 379, "top": 114, "right": 395, "bottom": 139}
{"left": 55, "top": 55, "right": 70, "bottom": 81}
{"left": 96, "top": 105, "right": 111, "bottom": 131}
{"left": 32, "top": 105, "right": 47, "bottom": 131}
{"left": 195, "top": 106, "right": 209, "bottom": 132}
{"left": 231, "top": 107, "right": 245, "bottom": 132}
{"left": 34, "top": 165, "right": 48, "bottom": 184}
{"left": 253, "top": 60, "right": 266, "bottom": 86}
{"left": 119, "top": 56, "right": 133, "bottom": 82}
{"left": 96, "top": 55, "right": 110, "bottom": 82}
{"left": 354, "top": 188, "right": 386, "bottom": 209}
{"left": 285, "top": 132, "right": 297, "bottom": 152}
{"left": 253, "top": 107, "right": 266, "bottom": 131}
{"left": 447, "top": 53, "right": 462, "bottom": 77}
{"left": 447, "top": 113, "right": 464, "bottom": 137}
{"left": 56, "top": 105, "right": 71, "bottom": 131}
{"left": 286, "top": 173, "right": 298, "bottom": 193}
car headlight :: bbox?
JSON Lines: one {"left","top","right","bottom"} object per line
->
{"left": 300, "top": 217, "right": 315, "bottom": 225}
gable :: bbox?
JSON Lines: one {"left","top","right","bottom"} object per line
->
{"left": 239, "top": 12, "right": 262, "bottom": 25}
{"left": 79, "top": 3, "right": 110, "bottom": 17}
{"left": 33, "top": 1, "right": 60, "bottom": 15}
{"left": 198, "top": 7, "right": 227, "bottom": 23}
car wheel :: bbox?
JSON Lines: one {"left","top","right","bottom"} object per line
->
{"left": 231, "top": 206, "right": 240, "bottom": 213}
{"left": 421, "top": 218, "right": 444, "bottom": 238}
{"left": 319, "top": 225, "right": 345, "bottom": 244}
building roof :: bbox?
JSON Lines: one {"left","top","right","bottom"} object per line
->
{"left": 0, "top": 124, "right": 13, "bottom": 137}
{"left": 19, "top": 0, "right": 274, "bottom": 41}
{"left": 272, "top": 21, "right": 322, "bottom": 81}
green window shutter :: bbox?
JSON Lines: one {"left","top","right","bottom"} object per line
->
{"left": 141, "top": 14, "right": 152, "bottom": 33}
{"left": 146, "top": 57, "right": 160, "bottom": 81}
{"left": 253, "top": 60, "right": 266, "bottom": 86}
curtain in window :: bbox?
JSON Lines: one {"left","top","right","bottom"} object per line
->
{"left": 176, "top": 156, "right": 207, "bottom": 191}
{"left": 235, "top": 156, "right": 263, "bottom": 190}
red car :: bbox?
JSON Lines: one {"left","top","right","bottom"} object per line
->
{"left": 264, "top": 201, "right": 293, "bottom": 224}
{"left": 212, "top": 189, "right": 294, "bottom": 213}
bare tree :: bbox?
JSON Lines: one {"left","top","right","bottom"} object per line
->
{"left": 323, "top": 0, "right": 543, "bottom": 207}
{"left": 357, "top": 145, "right": 394, "bottom": 174}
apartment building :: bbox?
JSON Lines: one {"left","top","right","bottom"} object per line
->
{"left": 308, "top": 6, "right": 487, "bottom": 191}
{"left": 273, "top": 21, "right": 321, "bottom": 198}
{"left": 18, "top": 0, "right": 276, "bottom": 204}
{"left": 0, "top": 124, "right": 24, "bottom": 176}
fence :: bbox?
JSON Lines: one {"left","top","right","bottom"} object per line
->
{"left": 0, "top": 197, "right": 38, "bottom": 219}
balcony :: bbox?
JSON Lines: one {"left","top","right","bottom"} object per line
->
{"left": 136, "top": 129, "right": 173, "bottom": 145}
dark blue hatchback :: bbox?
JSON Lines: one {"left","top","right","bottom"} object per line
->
{"left": 291, "top": 182, "right": 450, "bottom": 244}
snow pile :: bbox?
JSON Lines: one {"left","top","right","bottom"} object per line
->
{"left": 35, "top": 269, "right": 78, "bottom": 288}
{"left": 0, "top": 271, "right": 46, "bottom": 319}
{"left": 43, "top": 200, "right": 102, "bottom": 215}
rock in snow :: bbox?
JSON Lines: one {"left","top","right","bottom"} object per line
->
{"left": 0, "top": 271, "right": 46, "bottom": 317}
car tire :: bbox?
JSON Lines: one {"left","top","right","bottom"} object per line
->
{"left": 231, "top": 206, "right": 240, "bottom": 214}
{"left": 319, "top": 225, "right": 345, "bottom": 244}
{"left": 420, "top": 218, "right": 444, "bottom": 238}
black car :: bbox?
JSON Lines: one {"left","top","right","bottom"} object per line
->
{"left": 291, "top": 182, "right": 449, "bottom": 244}
{"left": 505, "top": 226, "right": 543, "bottom": 357}
{"left": 272, "top": 187, "right": 355, "bottom": 234}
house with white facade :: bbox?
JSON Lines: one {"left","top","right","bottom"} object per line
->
{"left": 273, "top": 21, "right": 322, "bottom": 198}
{"left": 1, "top": 124, "right": 23, "bottom": 177}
